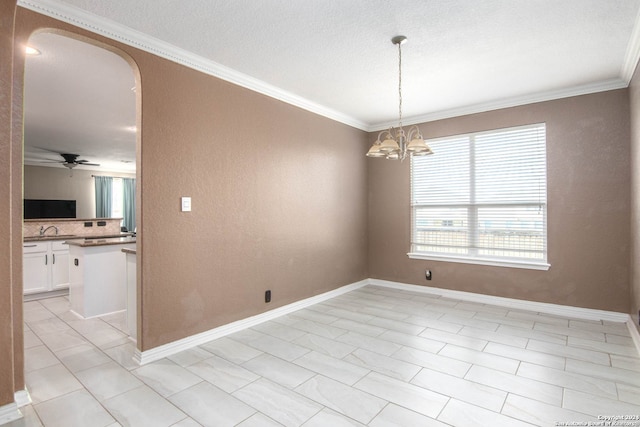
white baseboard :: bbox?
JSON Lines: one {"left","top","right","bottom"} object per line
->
{"left": 627, "top": 317, "right": 640, "bottom": 353}
{"left": 0, "top": 402, "right": 21, "bottom": 426}
{"left": 369, "top": 278, "right": 639, "bottom": 356}
{"left": 133, "top": 277, "right": 639, "bottom": 366}
{"left": 23, "top": 289, "right": 69, "bottom": 302}
{"left": 0, "top": 389, "right": 32, "bottom": 426}
{"left": 134, "top": 279, "right": 369, "bottom": 365}
{"left": 14, "top": 390, "right": 31, "bottom": 408}
{"left": 368, "top": 278, "right": 629, "bottom": 323}
{"left": 69, "top": 308, "right": 126, "bottom": 321}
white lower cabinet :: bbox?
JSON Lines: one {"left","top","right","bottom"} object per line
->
{"left": 51, "top": 241, "right": 70, "bottom": 290}
{"left": 23, "top": 240, "right": 70, "bottom": 295}
{"left": 23, "top": 243, "right": 49, "bottom": 294}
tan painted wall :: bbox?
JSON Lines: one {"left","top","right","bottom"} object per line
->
{"left": 3, "top": 8, "right": 369, "bottom": 408}
{"left": 24, "top": 165, "right": 135, "bottom": 218}
{"left": 0, "top": 0, "right": 18, "bottom": 408}
{"left": 134, "top": 53, "right": 368, "bottom": 349}
{"left": 630, "top": 65, "right": 640, "bottom": 332}
{"left": 368, "top": 90, "right": 631, "bottom": 313}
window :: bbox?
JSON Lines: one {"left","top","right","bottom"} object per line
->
{"left": 409, "top": 123, "right": 548, "bottom": 270}
{"left": 94, "top": 176, "right": 136, "bottom": 232}
{"left": 111, "top": 178, "right": 124, "bottom": 220}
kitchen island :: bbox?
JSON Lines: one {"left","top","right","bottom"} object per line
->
{"left": 122, "top": 247, "right": 137, "bottom": 342}
{"left": 67, "top": 236, "right": 136, "bottom": 318}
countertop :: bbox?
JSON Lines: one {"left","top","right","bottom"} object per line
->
{"left": 66, "top": 236, "right": 136, "bottom": 247}
{"left": 24, "top": 218, "right": 123, "bottom": 223}
{"left": 24, "top": 233, "right": 133, "bottom": 242}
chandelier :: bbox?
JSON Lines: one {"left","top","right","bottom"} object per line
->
{"left": 366, "top": 36, "right": 433, "bottom": 160}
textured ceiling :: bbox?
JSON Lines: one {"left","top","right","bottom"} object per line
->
{"left": 24, "top": 32, "right": 137, "bottom": 172}
{"left": 19, "top": 0, "right": 640, "bottom": 172}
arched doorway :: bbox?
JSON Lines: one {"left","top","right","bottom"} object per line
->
{"left": 21, "top": 30, "right": 141, "bottom": 352}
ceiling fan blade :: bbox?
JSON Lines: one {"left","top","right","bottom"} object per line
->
{"left": 31, "top": 146, "right": 66, "bottom": 154}
{"left": 78, "top": 162, "right": 100, "bottom": 166}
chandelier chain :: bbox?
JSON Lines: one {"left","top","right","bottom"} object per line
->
{"left": 398, "top": 40, "right": 403, "bottom": 129}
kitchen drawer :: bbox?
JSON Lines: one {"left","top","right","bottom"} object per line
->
{"left": 51, "top": 240, "right": 69, "bottom": 251}
{"left": 22, "top": 242, "right": 47, "bottom": 253}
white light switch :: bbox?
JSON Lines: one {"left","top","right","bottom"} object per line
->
{"left": 181, "top": 197, "right": 191, "bottom": 212}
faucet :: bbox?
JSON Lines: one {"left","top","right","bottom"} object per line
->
{"left": 39, "top": 225, "right": 59, "bottom": 236}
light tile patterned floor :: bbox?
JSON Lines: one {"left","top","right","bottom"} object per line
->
{"left": 9, "top": 285, "right": 640, "bottom": 426}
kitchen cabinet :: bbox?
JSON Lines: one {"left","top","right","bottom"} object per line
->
{"left": 23, "top": 242, "right": 48, "bottom": 294}
{"left": 23, "top": 240, "right": 70, "bottom": 295}
{"left": 51, "top": 241, "right": 70, "bottom": 290}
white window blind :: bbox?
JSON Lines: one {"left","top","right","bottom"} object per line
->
{"left": 410, "top": 123, "right": 548, "bottom": 269}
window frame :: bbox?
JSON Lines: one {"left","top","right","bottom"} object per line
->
{"left": 408, "top": 123, "right": 550, "bottom": 271}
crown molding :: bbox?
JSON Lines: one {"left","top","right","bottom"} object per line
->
{"left": 17, "top": 0, "right": 369, "bottom": 131}
{"left": 18, "top": 0, "right": 640, "bottom": 134}
{"left": 370, "top": 78, "right": 629, "bottom": 132}
{"left": 621, "top": 2, "right": 640, "bottom": 83}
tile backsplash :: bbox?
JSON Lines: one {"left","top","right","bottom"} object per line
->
{"left": 23, "top": 218, "right": 123, "bottom": 238}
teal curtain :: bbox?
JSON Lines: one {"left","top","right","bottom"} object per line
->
{"left": 94, "top": 176, "right": 113, "bottom": 218}
{"left": 122, "top": 178, "right": 136, "bottom": 232}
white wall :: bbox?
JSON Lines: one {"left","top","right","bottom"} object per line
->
{"left": 24, "top": 165, "right": 135, "bottom": 218}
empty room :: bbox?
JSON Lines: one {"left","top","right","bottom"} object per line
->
{"left": 2, "top": 1, "right": 640, "bottom": 426}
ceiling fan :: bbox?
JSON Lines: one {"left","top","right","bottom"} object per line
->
{"left": 38, "top": 153, "right": 101, "bottom": 170}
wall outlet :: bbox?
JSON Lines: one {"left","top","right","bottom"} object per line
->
{"left": 265, "top": 290, "right": 271, "bottom": 303}
{"left": 425, "top": 269, "right": 432, "bottom": 280}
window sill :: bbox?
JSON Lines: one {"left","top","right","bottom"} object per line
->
{"left": 407, "top": 252, "right": 550, "bottom": 271}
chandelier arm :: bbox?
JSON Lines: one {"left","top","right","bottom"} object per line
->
{"left": 407, "top": 125, "right": 423, "bottom": 139}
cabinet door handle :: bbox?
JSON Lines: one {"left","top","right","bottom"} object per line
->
{"left": 23, "top": 244, "right": 37, "bottom": 248}
{"left": 53, "top": 253, "right": 56, "bottom": 264}
{"left": 45, "top": 254, "right": 48, "bottom": 265}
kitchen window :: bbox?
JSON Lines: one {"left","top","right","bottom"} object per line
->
{"left": 409, "top": 123, "right": 549, "bottom": 270}
{"left": 111, "top": 178, "right": 124, "bottom": 220}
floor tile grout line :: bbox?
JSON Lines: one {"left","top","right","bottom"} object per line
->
{"left": 24, "top": 299, "right": 178, "bottom": 426}
{"left": 21, "top": 289, "right": 640, "bottom": 427}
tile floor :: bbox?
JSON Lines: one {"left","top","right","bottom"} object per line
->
{"left": 8, "top": 285, "right": 640, "bottom": 426}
